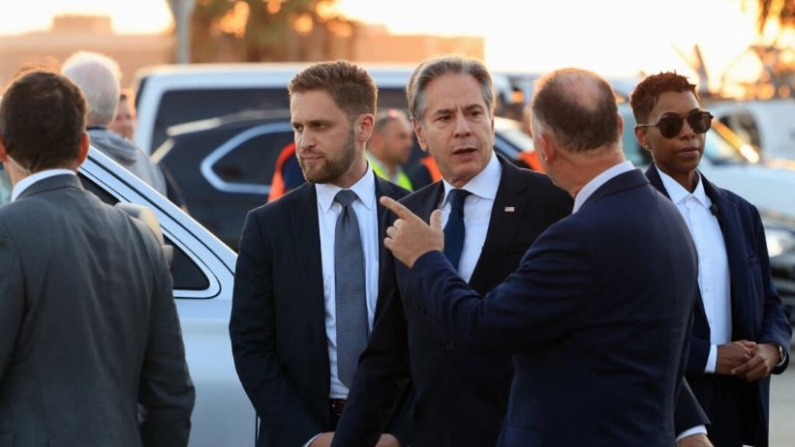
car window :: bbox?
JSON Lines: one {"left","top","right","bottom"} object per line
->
{"left": 719, "top": 112, "right": 761, "bottom": 150}
{"left": 212, "top": 128, "right": 294, "bottom": 188}
{"left": 79, "top": 173, "right": 211, "bottom": 292}
{"left": 152, "top": 86, "right": 411, "bottom": 153}
{"left": 154, "top": 88, "right": 291, "bottom": 152}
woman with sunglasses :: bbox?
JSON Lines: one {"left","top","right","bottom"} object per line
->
{"left": 630, "top": 71, "right": 791, "bottom": 447}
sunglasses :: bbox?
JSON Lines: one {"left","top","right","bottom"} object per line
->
{"left": 637, "top": 111, "right": 713, "bottom": 139}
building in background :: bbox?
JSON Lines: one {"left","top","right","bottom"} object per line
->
{"left": 0, "top": 15, "right": 482, "bottom": 89}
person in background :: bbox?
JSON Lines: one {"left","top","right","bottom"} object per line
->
{"left": 373, "top": 66, "right": 711, "bottom": 447}
{"left": 0, "top": 68, "right": 194, "bottom": 447}
{"left": 61, "top": 51, "right": 167, "bottom": 196}
{"left": 229, "top": 61, "right": 410, "bottom": 447}
{"left": 367, "top": 109, "right": 414, "bottom": 191}
{"left": 631, "top": 71, "right": 791, "bottom": 447}
{"left": 110, "top": 88, "right": 136, "bottom": 141}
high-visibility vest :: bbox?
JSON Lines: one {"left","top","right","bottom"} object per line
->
{"left": 515, "top": 150, "right": 544, "bottom": 172}
{"left": 268, "top": 142, "right": 297, "bottom": 202}
{"left": 367, "top": 154, "right": 414, "bottom": 190}
{"left": 420, "top": 156, "right": 443, "bottom": 182}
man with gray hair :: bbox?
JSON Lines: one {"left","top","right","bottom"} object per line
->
{"left": 61, "top": 51, "right": 166, "bottom": 194}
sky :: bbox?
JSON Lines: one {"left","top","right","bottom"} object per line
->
{"left": 0, "top": 0, "right": 763, "bottom": 81}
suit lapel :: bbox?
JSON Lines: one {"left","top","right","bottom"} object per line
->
{"left": 287, "top": 184, "right": 328, "bottom": 359}
{"left": 469, "top": 160, "right": 528, "bottom": 291}
{"left": 702, "top": 177, "right": 750, "bottom": 338}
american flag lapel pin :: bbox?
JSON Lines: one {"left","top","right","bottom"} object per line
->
{"left": 504, "top": 206, "right": 516, "bottom": 213}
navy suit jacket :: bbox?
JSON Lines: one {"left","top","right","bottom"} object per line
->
{"left": 406, "top": 169, "right": 700, "bottom": 447}
{"left": 647, "top": 164, "right": 792, "bottom": 447}
{"left": 229, "top": 174, "right": 410, "bottom": 447}
{"left": 332, "top": 158, "right": 573, "bottom": 447}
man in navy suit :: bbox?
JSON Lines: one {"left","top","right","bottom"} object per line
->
{"left": 378, "top": 67, "right": 703, "bottom": 447}
{"left": 631, "top": 71, "right": 791, "bottom": 447}
{"left": 229, "top": 61, "right": 409, "bottom": 447}
{"left": 332, "top": 55, "right": 573, "bottom": 447}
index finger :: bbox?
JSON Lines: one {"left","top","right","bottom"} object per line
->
{"left": 380, "top": 196, "right": 415, "bottom": 220}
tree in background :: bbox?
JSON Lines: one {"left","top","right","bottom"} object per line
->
{"left": 190, "top": 0, "right": 358, "bottom": 63}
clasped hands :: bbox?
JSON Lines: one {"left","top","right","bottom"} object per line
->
{"left": 716, "top": 340, "right": 781, "bottom": 382}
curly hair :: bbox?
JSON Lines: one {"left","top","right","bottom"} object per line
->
{"left": 629, "top": 72, "right": 698, "bottom": 124}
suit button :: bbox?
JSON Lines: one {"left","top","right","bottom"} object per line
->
{"left": 443, "top": 341, "right": 454, "bottom": 351}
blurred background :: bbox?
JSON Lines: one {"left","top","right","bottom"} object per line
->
{"left": 1, "top": 0, "right": 795, "bottom": 100}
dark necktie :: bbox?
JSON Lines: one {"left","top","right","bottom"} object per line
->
{"left": 334, "top": 189, "right": 368, "bottom": 388}
{"left": 443, "top": 189, "right": 471, "bottom": 271}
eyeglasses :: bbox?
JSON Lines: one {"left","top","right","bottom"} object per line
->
{"left": 637, "top": 111, "right": 713, "bottom": 139}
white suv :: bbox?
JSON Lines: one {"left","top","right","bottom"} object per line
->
{"left": 132, "top": 62, "right": 518, "bottom": 155}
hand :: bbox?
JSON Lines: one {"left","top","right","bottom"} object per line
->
{"left": 732, "top": 342, "right": 780, "bottom": 382}
{"left": 380, "top": 196, "right": 443, "bottom": 268}
{"left": 376, "top": 434, "right": 402, "bottom": 447}
{"left": 309, "top": 432, "right": 334, "bottom": 447}
{"left": 715, "top": 340, "right": 755, "bottom": 375}
{"left": 677, "top": 433, "right": 714, "bottom": 447}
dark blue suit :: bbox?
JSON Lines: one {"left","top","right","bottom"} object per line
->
{"left": 230, "top": 175, "right": 410, "bottom": 447}
{"left": 331, "top": 158, "right": 573, "bottom": 447}
{"left": 647, "top": 164, "right": 791, "bottom": 447}
{"left": 406, "top": 168, "right": 699, "bottom": 447}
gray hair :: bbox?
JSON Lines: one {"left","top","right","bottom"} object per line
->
{"left": 61, "top": 51, "right": 122, "bottom": 126}
{"left": 406, "top": 54, "right": 495, "bottom": 122}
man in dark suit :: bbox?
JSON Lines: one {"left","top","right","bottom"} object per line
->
{"left": 631, "top": 71, "right": 791, "bottom": 447}
{"left": 332, "top": 55, "right": 571, "bottom": 447}
{"left": 333, "top": 57, "right": 709, "bottom": 447}
{"left": 229, "top": 61, "right": 409, "bottom": 447}
{"left": 378, "top": 67, "right": 703, "bottom": 447}
{"left": 0, "top": 70, "right": 194, "bottom": 446}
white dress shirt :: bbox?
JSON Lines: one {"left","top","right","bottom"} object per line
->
{"left": 11, "top": 169, "right": 76, "bottom": 202}
{"left": 439, "top": 152, "right": 501, "bottom": 281}
{"left": 659, "top": 170, "right": 731, "bottom": 374}
{"left": 314, "top": 167, "right": 380, "bottom": 399}
{"left": 572, "top": 160, "right": 635, "bottom": 213}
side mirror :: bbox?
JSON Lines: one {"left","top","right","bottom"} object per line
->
{"left": 114, "top": 202, "right": 174, "bottom": 269}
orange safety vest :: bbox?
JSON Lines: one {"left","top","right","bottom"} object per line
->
{"left": 516, "top": 150, "right": 544, "bottom": 173}
{"left": 268, "top": 142, "right": 297, "bottom": 202}
{"left": 420, "top": 156, "right": 443, "bottom": 183}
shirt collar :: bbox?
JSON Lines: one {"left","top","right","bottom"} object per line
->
{"left": 658, "top": 168, "right": 709, "bottom": 208}
{"left": 442, "top": 151, "right": 501, "bottom": 205}
{"left": 11, "top": 169, "right": 76, "bottom": 202}
{"left": 315, "top": 164, "right": 377, "bottom": 212}
{"left": 572, "top": 160, "right": 635, "bottom": 213}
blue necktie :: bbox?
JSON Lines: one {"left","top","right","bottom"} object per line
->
{"left": 443, "top": 189, "right": 471, "bottom": 271}
{"left": 334, "top": 189, "right": 368, "bottom": 388}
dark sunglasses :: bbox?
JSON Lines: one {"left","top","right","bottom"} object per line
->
{"left": 637, "top": 111, "right": 713, "bottom": 139}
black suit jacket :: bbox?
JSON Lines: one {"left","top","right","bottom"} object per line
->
{"left": 332, "top": 158, "right": 573, "bottom": 447}
{"left": 230, "top": 174, "right": 409, "bottom": 447}
{"left": 407, "top": 169, "right": 699, "bottom": 446}
{"left": 647, "top": 164, "right": 792, "bottom": 447}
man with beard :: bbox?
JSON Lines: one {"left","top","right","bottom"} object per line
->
{"left": 229, "top": 61, "right": 410, "bottom": 447}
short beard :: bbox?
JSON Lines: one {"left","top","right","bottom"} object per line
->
{"left": 300, "top": 129, "right": 357, "bottom": 184}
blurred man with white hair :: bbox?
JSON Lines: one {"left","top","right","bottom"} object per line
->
{"left": 61, "top": 51, "right": 166, "bottom": 194}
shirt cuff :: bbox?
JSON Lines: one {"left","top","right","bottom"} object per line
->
{"left": 303, "top": 434, "right": 321, "bottom": 447}
{"left": 704, "top": 343, "right": 718, "bottom": 373}
{"left": 676, "top": 425, "right": 708, "bottom": 442}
